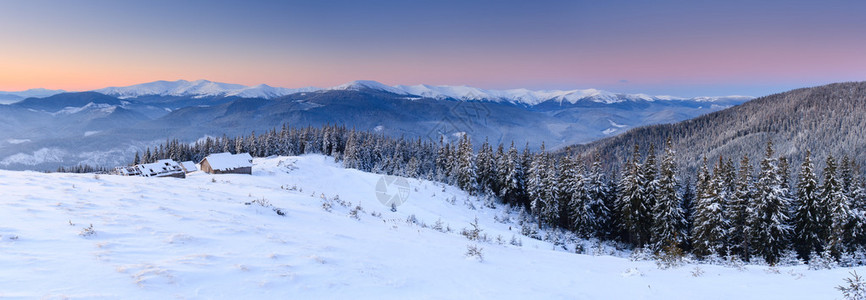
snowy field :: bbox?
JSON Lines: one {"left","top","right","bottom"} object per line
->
{"left": 0, "top": 155, "right": 860, "bottom": 299}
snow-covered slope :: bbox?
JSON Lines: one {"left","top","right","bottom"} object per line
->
{"left": 0, "top": 155, "right": 855, "bottom": 298}
{"left": 95, "top": 80, "right": 320, "bottom": 99}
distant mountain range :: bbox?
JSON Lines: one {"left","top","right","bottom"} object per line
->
{"left": 0, "top": 88, "right": 66, "bottom": 104}
{"left": 0, "top": 79, "right": 752, "bottom": 170}
{"left": 88, "top": 79, "right": 751, "bottom": 106}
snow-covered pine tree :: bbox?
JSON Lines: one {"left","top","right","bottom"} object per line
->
{"left": 528, "top": 144, "right": 550, "bottom": 225}
{"left": 455, "top": 135, "right": 476, "bottom": 194}
{"left": 793, "top": 150, "right": 822, "bottom": 261}
{"left": 641, "top": 145, "right": 660, "bottom": 242}
{"left": 435, "top": 137, "right": 450, "bottom": 181}
{"left": 728, "top": 155, "right": 755, "bottom": 260}
{"left": 587, "top": 154, "right": 611, "bottom": 239}
{"left": 651, "top": 138, "right": 685, "bottom": 253}
{"left": 343, "top": 130, "right": 360, "bottom": 169}
{"left": 475, "top": 138, "right": 496, "bottom": 195}
{"left": 541, "top": 153, "right": 560, "bottom": 228}
{"left": 752, "top": 141, "right": 791, "bottom": 264}
{"left": 617, "top": 145, "right": 650, "bottom": 247}
{"left": 604, "top": 174, "right": 620, "bottom": 241}
{"left": 691, "top": 157, "right": 728, "bottom": 258}
{"left": 143, "top": 148, "right": 152, "bottom": 164}
{"left": 822, "top": 154, "right": 852, "bottom": 257}
{"left": 498, "top": 142, "right": 525, "bottom": 207}
{"left": 850, "top": 176, "right": 866, "bottom": 248}
{"left": 680, "top": 178, "right": 696, "bottom": 249}
{"left": 566, "top": 158, "right": 593, "bottom": 237}
{"left": 557, "top": 155, "right": 577, "bottom": 229}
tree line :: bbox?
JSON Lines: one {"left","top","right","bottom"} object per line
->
{"left": 137, "top": 123, "right": 866, "bottom": 265}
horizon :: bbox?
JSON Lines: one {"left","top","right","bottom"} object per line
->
{"left": 2, "top": 0, "right": 865, "bottom": 97}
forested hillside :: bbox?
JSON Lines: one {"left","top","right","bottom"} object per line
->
{"left": 564, "top": 82, "right": 866, "bottom": 174}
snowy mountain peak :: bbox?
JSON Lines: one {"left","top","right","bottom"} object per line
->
{"left": 332, "top": 80, "right": 408, "bottom": 95}
{"left": 94, "top": 80, "right": 320, "bottom": 99}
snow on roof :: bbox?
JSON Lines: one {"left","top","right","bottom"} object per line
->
{"left": 179, "top": 161, "right": 198, "bottom": 172}
{"left": 137, "top": 159, "right": 184, "bottom": 177}
{"left": 202, "top": 152, "right": 252, "bottom": 171}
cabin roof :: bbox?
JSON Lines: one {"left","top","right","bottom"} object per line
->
{"left": 202, "top": 152, "right": 253, "bottom": 171}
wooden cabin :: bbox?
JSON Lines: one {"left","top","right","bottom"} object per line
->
{"left": 199, "top": 152, "right": 253, "bottom": 175}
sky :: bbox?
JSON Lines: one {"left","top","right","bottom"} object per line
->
{"left": 0, "top": 0, "right": 864, "bottom": 97}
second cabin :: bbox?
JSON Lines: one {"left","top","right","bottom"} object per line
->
{"left": 199, "top": 152, "right": 253, "bottom": 175}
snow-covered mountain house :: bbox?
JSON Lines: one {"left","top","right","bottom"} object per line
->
{"left": 199, "top": 152, "right": 253, "bottom": 175}
{"left": 179, "top": 161, "right": 198, "bottom": 173}
{"left": 114, "top": 159, "right": 186, "bottom": 178}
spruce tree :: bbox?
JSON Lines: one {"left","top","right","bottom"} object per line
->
{"left": 641, "top": 145, "right": 660, "bottom": 238}
{"left": 680, "top": 178, "right": 696, "bottom": 249}
{"left": 752, "top": 141, "right": 791, "bottom": 264}
{"left": 455, "top": 135, "right": 476, "bottom": 194}
{"left": 566, "top": 159, "right": 592, "bottom": 236}
{"left": 617, "top": 145, "right": 650, "bottom": 247}
{"left": 587, "top": 155, "right": 611, "bottom": 239}
{"left": 498, "top": 142, "right": 525, "bottom": 207}
{"left": 651, "top": 138, "right": 685, "bottom": 253}
{"left": 792, "top": 150, "right": 822, "bottom": 260}
{"left": 475, "top": 138, "right": 496, "bottom": 195}
{"left": 728, "top": 155, "right": 755, "bottom": 259}
{"left": 528, "top": 145, "right": 553, "bottom": 226}
{"left": 822, "top": 155, "right": 851, "bottom": 257}
{"left": 691, "top": 157, "right": 728, "bottom": 258}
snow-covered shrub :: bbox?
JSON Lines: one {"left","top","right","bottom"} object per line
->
{"left": 465, "top": 244, "right": 484, "bottom": 262}
{"left": 321, "top": 198, "right": 333, "bottom": 212}
{"left": 510, "top": 235, "right": 522, "bottom": 247}
{"left": 246, "top": 198, "right": 285, "bottom": 216}
{"left": 348, "top": 203, "right": 364, "bottom": 220}
{"left": 837, "top": 270, "right": 866, "bottom": 300}
{"left": 691, "top": 266, "right": 705, "bottom": 277}
{"left": 406, "top": 214, "right": 418, "bottom": 225}
{"left": 79, "top": 224, "right": 95, "bottom": 237}
{"left": 520, "top": 222, "right": 541, "bottom": 240}
{"left": 655, "top": 243, "right": 684, "bottom": 270}
{"left": 463, "top": 197, "right": 476, "bottom": 210}
{"left": 432, "top": 218, "right": 444, "bottom": 232}
{"left": 724, "top": 254, "right": 746, "bottom": 271}
{"left": 483, "top": 194, "right": 496, "bottom": 209}
{"left": 778, "top": 249, "right": 804, "bottom": 267}
{"left": 461, "top": 217, "right": 483, "bottom": 241}
{"left": 809, "top": 250, "right": 838, "bottom": 270}
{"left": 629, "top": 247, "right": 653, "bottom": 262}
{"left": 840, "top": 251, "right": 857, "bottom": 268}
{"left": 573, "top": 241, "right": 586, "bottom": 254}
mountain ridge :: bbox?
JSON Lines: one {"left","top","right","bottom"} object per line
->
{"left": 2, "top": 79, "right": 751, "bottom": 106}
